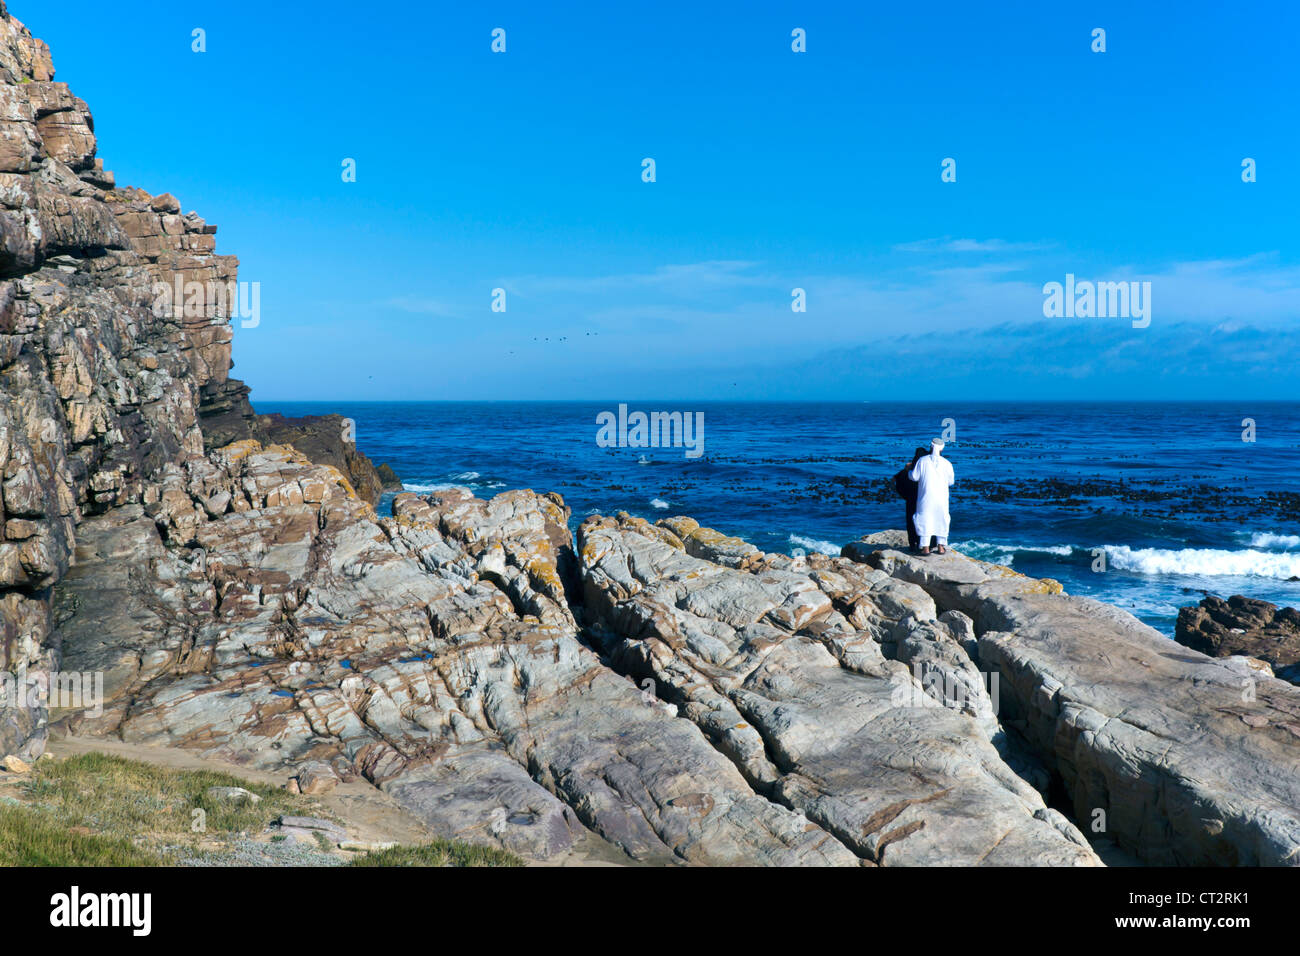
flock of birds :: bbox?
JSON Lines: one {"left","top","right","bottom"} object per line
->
{"left": 504, "top": 331, "right": 600, "bottom": 355}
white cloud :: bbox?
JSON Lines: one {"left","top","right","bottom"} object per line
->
{"left": 893, "top": 237, "right": 1054, "bottom": 254}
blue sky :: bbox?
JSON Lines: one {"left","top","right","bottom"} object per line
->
{"left": 23, "top": 0, "right": 1300, "bottom": 400}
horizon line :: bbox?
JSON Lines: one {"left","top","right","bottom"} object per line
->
{"left": 251, "top": 397, "right": 1300, "bottom": 405}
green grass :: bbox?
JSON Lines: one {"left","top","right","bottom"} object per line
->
{"left": 17, "top": 752, "right": 303, "bottom": 836}
{"left": 0, "top": 752, "right": 523, "bottom": 867}
{"left": 0, "top": 802, "right": 166, "bottom": 866}
{"left": 0, "top": 752, "right": 307, "bottom": 866}
{"left": 347, "top": 840, "right": 523, "bottom": 867}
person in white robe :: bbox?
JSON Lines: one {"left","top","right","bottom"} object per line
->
{"left": 908, "top": 437, "right": 954, "bottom": 555}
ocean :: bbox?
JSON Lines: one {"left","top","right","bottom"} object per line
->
{"left": 259, "top": 401, "right": 1300, "bottom": 636}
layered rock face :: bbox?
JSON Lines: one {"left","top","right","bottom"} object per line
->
{"left": 55, "top": 480, "right": 858, "bottom": 864}
{"left": 862, "top": 545, "right": 1300, "bottom": 866}
{"left": 1177, "top": 594, "right": 1300, "bottom": 685}
{"left": 0, "top": 6, "right": 210, "bottom": 758}
{"left": 53, "top": 460, "right": 1103, "bottom": 865}
{"left": 0, "top": 4, "right": 395, "bottom": 760}
{"left": 578, "top": 514, "right": 1098, "bottom": 865}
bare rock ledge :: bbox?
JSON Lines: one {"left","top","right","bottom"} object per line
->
{"left": 861, "top": 543, "right": 1300, "bottom": 865}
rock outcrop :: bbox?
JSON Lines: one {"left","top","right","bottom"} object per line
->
{"left": 257, "top": 412, "right": 401, "bottom": 507}
{"left": 857, "top": 541, "right": 1300, "bottom": 866}
{"left": 1177, "top": 594, "right": 1300, "bottom": 685}
{"left": 578, "top": 514, "right": 1098, "bottom": 865}
{"left": 0, "top": 6, "right": 210, "bottom": 759}
{"left": 0, "top": 2, "right": 395, "bottom": 761}
{"left": 54, "top": 478, "right": 858, "bottom": 865}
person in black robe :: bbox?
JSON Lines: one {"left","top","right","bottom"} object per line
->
{"left": 894, "top": 447, "right": 930, "bottom": 550}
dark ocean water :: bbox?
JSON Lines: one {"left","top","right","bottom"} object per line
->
{"left": 260, "top": 401, "right": 1300, "bottom": 635}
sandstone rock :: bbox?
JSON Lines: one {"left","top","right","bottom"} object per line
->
{"left": 148, "top": 192, "right": 180, "bottom": 214}
{"left": 53, "top": 471, "right": 861, "bottom": 864}
{"left": 255, "top": 412, "right": 399, "bottom": 507}
{"left": 296, "top": 760, "right": 339, "bottom": 795}
{"left": 27, "top": 82, "right": 95, "bottom": 170}
{"left": 1, "top": 753, "right": 29, "bottom": 773}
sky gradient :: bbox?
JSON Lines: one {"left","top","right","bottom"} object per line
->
{"left": 22, "top": 0, "right": 1300, "bottom": 400}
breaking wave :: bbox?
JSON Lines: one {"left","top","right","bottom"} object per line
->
{"left": 955, "top": 541, "right": 1077, "bottom": 564}
{"left": 401, "top": 482, "right": 466, "bottom": 493}
{"left": 789, "top": 534, "right": 840, "bottom": 556}
{"left": 403, "top": 473, "right": 504, "bottom": 494}
{"left": 1243, "top": 532, "right": 1300, "bottom": 550}
{"left": 1105, "top": 545, "right": 1300, "bottom": 580}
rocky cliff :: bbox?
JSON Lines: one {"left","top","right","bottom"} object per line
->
{"left": 3, "top": 3, "right": 1299, "bottom": 867}
{"left": 0, "top": 3, "right": 390, "bottom": 760}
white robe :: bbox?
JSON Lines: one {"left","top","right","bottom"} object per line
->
{"left": 909, "top": 452, "right": 954, "bottom": 544}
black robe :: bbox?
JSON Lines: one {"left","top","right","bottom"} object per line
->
{"left": 894, "top": 467, "right": 920, "bottom": 549}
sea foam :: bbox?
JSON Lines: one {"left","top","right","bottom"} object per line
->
{"left": 789, "top": 534, "right": 840, "bottom": 556}
{"left": 1105, "top": 545, "right": 1300, "bottom": 580}
{"left": 955, "top": 541, "right": 1077, "bottom": 564}
{"left": 1245, "top": 532, "right": 1300, "bottom": 550}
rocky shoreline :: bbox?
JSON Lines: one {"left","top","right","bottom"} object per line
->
{"left": 1, "top": 4, "right": 1298, "bottom": 867}
{"left": 1177, "top": 595, "right": 1300, "bottom": 685}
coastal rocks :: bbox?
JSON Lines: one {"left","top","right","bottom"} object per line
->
{"left": 54, "top": 465, "right": 858, "bottom": 865}
{"left": 1177, "top": 595, "right": 1300, "bottom": 684}
{"left": 0, "top": 3, "right": 407, "bottom": 765}
{"left": 578, "top": 512, "right": 1099, "bottom": 866}
{"left": 5, "top": 0, "right": 1296, "bottom": 869}
{"left": 853, "top": 544, "right": 1300, "bottom": 866}
{"left": 0, "top": 7, "right": 53, "bottom": 86}
{"left": 0, "top": 7, "right": 226, "bottom": 760}
{"left": 256, "top": 412, "right": 399, "bottom": 508}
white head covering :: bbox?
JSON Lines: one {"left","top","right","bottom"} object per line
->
{"left": 931, "top": 438, "right": 945, "bottom": 453}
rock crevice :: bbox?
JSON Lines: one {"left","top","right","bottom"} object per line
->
{"left": 854, "top": 540, "right": 1300, "bottom": 865}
